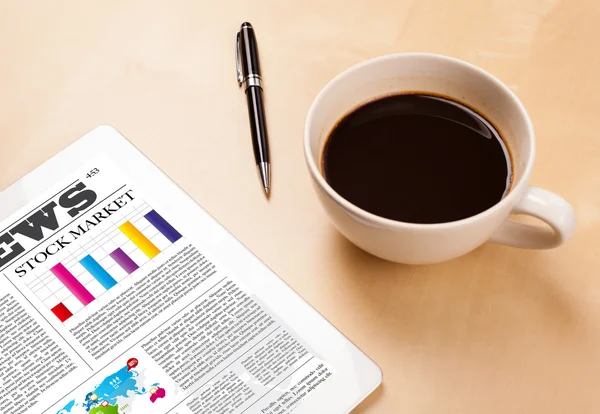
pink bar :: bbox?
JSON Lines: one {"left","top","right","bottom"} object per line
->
{"left": 50, "top": 263, "right": 95, "bottom": 306}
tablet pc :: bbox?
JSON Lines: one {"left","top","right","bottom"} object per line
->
{"left": 0, "top": 126, "right": 381, "bottom": 414}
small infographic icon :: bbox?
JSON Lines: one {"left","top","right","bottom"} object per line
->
{"left": 126, "top": 358, "right": 138, "bottom": 372}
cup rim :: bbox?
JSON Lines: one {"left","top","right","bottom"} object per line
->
{"left": 304, "top": 52, "right": 536, "bottom": 230}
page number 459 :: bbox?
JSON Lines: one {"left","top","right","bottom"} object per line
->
{"left": 86, "top": 168, "right": 100, "bottom": 178}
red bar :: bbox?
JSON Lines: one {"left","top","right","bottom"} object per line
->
{"left": 51, "top": 302, "right": 73, "bottom": 322}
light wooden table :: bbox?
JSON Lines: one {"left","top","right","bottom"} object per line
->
{"left": 1, "top": 1, "right": 599, "bottom": 412}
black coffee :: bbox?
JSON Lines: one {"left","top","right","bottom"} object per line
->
{"left": 322, "top": 93, "right": 512, "bottom": 224}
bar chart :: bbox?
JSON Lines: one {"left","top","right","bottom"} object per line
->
{"left": 25, "top": 199, "right": 184, "bottom": 323}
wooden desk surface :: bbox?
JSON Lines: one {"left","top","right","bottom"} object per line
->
{"left": 1, "top": 1, "right": 599, "bottom": 412}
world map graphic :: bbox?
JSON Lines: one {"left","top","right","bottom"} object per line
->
{"left": 57, "top": 361, "right": 166, "bottom": 414}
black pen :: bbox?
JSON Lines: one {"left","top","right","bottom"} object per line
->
{"left": 236, "top": 22, "right": 271, "bottom": 196}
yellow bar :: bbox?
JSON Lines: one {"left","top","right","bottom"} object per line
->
{"left": 119, "top": 221, "right": 160, "bottom": 259}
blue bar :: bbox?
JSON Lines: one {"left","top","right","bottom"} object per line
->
{"left": 145, "top": 210, "right": 182, "bottom": 243}
{"left": 80, "top": 255, "right": 117, "bottom": 290}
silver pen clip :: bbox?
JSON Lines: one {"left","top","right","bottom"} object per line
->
{"left": 235, "top": 31, "right": 244, "bottom": 86}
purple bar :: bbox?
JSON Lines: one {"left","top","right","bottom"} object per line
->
{"left": 145, "top": 210, "right": 182, "bottom": 243}
{"left": 110, "top": 248, "right": 139, "bottom": 274}
{"left": 50, "top": 263, "right": 95, "bottom": 306}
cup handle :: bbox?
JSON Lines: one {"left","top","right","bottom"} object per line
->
{"left": 490, "top": 186, "right": 576, "bottom": 249}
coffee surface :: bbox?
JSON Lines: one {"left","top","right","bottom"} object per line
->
{"left": 322, "top": 93, "right": 511, "bottom": 224}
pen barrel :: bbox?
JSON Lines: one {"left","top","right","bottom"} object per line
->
{"left": 246, "top": 86, "right": 269, "bottom": 165}
{"left": 240, "top": 25, "right": 261, "bottom": 79}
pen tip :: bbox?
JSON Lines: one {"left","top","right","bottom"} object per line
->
{"left": 257, "top": 162, "right": 270, "bottom": 199}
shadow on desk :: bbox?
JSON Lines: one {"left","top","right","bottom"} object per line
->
{"left": 326, "top": 228, "right": 579, "bottom": 413}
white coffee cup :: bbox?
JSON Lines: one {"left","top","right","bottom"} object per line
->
{"left": 304, "top": 53, "right": 576, "bottom": 264}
